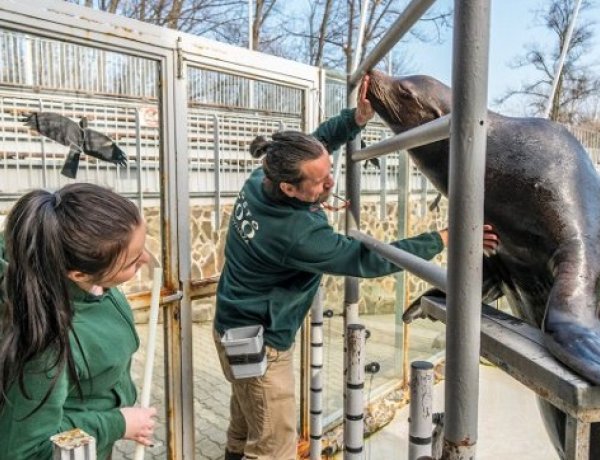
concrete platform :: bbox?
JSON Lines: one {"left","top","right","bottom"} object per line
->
{"left": 336, "top": 363, "right": 558, "bottom": 459}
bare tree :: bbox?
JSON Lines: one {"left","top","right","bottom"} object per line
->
{"left": 281, "top": 0, "right": 451, "bottom": 75}
{"left": 497, "top": 0, "right": 599, "bottom": 123}
{"left": 65, "top": 0, "right": 450, "bottom": 78}
{"left": 251, "top": 0, "right": 279, "bottom": 50}
{"left": 65, "top": 0, "right": 247, "bottom": 36}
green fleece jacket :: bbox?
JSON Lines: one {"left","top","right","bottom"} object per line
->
{"left": 0, "top": 236, "right": 139, "bottom": 460}
{"left": 215, "top": 109, "right": 444, "bottom": 350}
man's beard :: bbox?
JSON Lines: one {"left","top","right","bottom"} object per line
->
{"left": 318, "top": 189, "right": 332, "bottom": 203}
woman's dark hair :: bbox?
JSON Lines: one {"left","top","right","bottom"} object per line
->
{"left": 0, "top": 183, "right": 142, "bottom": 413}
{"left": 250, "top": 131, "right": 325, "bottom": 201}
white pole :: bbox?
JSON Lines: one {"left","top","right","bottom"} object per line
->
{"left": 408, "top": 361, "right": 434, "bottom": 459}
{"left": 352, "top": 0, "right": 371, "bottom": 72}
{"left": 309, "top": 288, "right": 324, "bottom": 459}
{"left": 332, "top": 0, "right": 371, "bottom": 193}
{"left": 133, "top": 263, "right": 162, "bottom": 460}
{"left": 344, "top": 324, "right": 366, "bottom": 459}
{"left": 543, "top": 0, "right": 583, "bottom": 119}
{"left": 248, "top": 0, "right": 253, "bottom": 50}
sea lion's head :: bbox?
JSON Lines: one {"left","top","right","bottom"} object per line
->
{"left": 366, "top": 70, "right": 452, "bottom": 134}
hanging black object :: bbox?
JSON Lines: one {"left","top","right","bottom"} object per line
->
{"left": 360, "top": 139, "right": 380, "bottom": 169}
{"left": 23, "top": 112, "right": 128, "bottom": 178}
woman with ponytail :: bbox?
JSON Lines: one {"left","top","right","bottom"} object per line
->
{"left": 0, "top": 183, "right": 156, "bottom": 459}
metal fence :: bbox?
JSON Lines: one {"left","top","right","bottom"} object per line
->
{"left": 0, "top": 28, "right": 407, "bottom": 211}
{"left": 0, "top": 29, "right": 158, "bottom": 98}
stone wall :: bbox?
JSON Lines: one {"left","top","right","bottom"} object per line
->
{"left": 0, "top": 195, "right": 449, "bottom": 319}
{"left": 183, "top": 196, "right": 449, "bottom": 319}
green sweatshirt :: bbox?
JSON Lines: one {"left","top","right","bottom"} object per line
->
{"left": 0, "top": 238, "right": 139, "bottom": 460}
{"left": 215, "top": 109, "right": 444, "bottom": 350}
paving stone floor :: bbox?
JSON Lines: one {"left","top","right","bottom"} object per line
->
{"left": 111, "top": 314, "right": 445, "bottom": 459}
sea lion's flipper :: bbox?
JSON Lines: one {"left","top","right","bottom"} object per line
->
{"left": 543, "top": 244, "right": 600, "bottom": 385}
{"left": 402, "top": 287, "right": 444, "bottom": 323}
{"left": 402, "top": 255, "right": 505, "bottom": 324}
{"left": 544, "top": 321, "right": 600, "bottom": 385}
{"left": 481, "top": 254, "right": 505, "bottom": 304}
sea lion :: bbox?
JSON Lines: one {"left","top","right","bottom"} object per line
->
{"left": 366, "top": 70, "right": 600, "bottom": 458}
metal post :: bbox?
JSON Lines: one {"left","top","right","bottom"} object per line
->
{"left": 349, "top": 0, "right": 436, "bottom": 88}
{"left": 213, "top": 114, "right": 221, "bottom": 230}
{"left": 345, "top": 84, "right": 361, "bottom": 324}
{"left": 169, "top": 42, "right": 195, "bottom": 460}
{"left": 348, "top": 229, "right": 447, "bottom": 291}
{"left": 135, "top": 108, "right": 144, "bottom": 211}
{"left": 38, "top": 99, "right": 47, "bottom": 188}
{"left": 344, "top": 324, "right": 366, "bottom": 460}
{"left": 379, "top": 153, "right": 387, "bottom": 220}
{"left": 442, "top": 0, "right": 491, "bottom": 458}
{"left": 300, "top": 320, "right": 311, "bottom": 445}
{"left": 344, "top": 71, "right": 361, "bottom": 460}
{"left": 310, "top": 288, "right": 325, "bottom": 460}
{"left": 396, "top": 152, "right": 410, "bottom": 376}
{"left": 564, "top": 416, "right": 590, "bottom": 460}
{"left": 51, "top": 428, "right": 96, "bottom": 460}
{"left": 408, "top": 361, "right": 434, "bottom": 460}
{"left": 352, "top": 115, "right": 451, "bottom": 163}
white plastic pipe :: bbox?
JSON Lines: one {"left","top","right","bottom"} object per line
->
{"left": 408, "top": 361, "right": 434, "bottom": 459}
{"left": 543, "top": 0, "right": 583, "bottom": 119}
{"left": 134, "top": 265, "right": 162, "bottom": 460}
{"left": 309, "top": 288, "right": 324, "bottom": 459}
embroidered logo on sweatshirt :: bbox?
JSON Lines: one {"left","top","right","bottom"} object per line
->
{"left": 232, "top": 191, "right": 259, "bottom": 243}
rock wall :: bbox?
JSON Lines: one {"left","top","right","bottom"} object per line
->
{"left": 183, "top": 196, "right": 449, "bottom": 319}
{"left": 0, "top": 195, "right": 449, "bottom": 320}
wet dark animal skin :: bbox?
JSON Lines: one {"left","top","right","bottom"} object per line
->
{"left": 366, "top": 70, "right": 600, "bottom": 458}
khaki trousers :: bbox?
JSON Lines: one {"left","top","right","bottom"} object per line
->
{"left": 213, "top": 328, "right": 297, "bottom": 460}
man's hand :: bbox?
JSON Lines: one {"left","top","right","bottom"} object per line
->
{"left": 482, "top": 224, "right": 500, "bottom": 255}
{"left": 355, "top": 75, "right": 375, "bottom": 127}
{"left": 438, "top": 224, "right": 500, "bottom": 255}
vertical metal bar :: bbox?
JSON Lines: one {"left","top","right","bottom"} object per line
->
{"left": 395, "top": 152, "right": 410, "bottom": 377}
{"left": 297, "top": 74, "right": 322, "bottom": 454}
{"left": 442, "top": 0, "right": 491, "bottom": 458}
{"left": 164, "top": 46, "right": 194, "bottom": 459}
{"left": 0, "top": 97, "right": 5, "bottom": 190}
{"left": 343, "top": 80, "right": 361, "bottom": 460}
{"left": 408, "top": 361, "right": 434, "bottom": 460}
{"left": 419, "top": 174, "right": 427, "bottom": 217}
{"left": 345, "top": 85, "right": 360, "bottom": 324}
{"left": 135, "top": 108, "right": 144, "bottom": 211}
{"left": 564, "top": 416, "right": 590, "bottom": 460}
{"left": 344, "top": 324, "right": 366, "bottom": 460}
{"left": 38, "top": 99, "right": 48, "bottom": 188}
{"left": 379, "top": 153, "right": 387, "bottom": 220}
{"left": 213, "top": 114, "right": 221, "bottom": 230}
{"left": 300, "top": 319, "right": 311, "bottom": 444}
{"left": 309, "top": 288, "right": 324, "bottom": 460}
